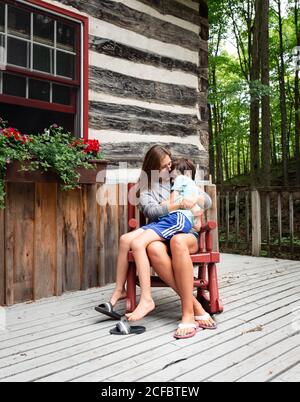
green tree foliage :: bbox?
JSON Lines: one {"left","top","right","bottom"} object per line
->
{"left": 209, "top": 0, "right": 300, "bottom": 186}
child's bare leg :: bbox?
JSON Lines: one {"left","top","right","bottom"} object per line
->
{"left": 110, "top": 228, "right": 145, "bottom": 306}
{"left": 126, "top": 230, "right": 163, "bottom": 321}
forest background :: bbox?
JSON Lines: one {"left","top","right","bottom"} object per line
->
{"left": 209, "top": 0, "right": 299, "bottom": 187}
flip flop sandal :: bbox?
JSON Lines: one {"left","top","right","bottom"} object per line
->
{"left": 195, "top": 313, "right": 218, "bottom": 330}
{"left": 110, "top": 319, "right": 146, "bottom": 335}
{"left": 95, "top": 302, "right": 122, "bottom": 320}
{"left": 173, "top": 323, "right": 198, "bottom": 339}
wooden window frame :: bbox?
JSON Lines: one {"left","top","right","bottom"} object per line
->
{"left": 0, "top": 0, "right": 89, "bottom": 139}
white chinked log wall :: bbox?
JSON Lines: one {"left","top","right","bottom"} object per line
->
{"left": 45, "top": 0, "right": 209, "bottom": 178}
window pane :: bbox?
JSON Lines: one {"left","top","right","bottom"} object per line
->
{"left": 33, "top": 14, "right": 54, "bottom": 46}
{"left": 3, "top": 73, "right": 26, "bottom": 97}
{"left": 56, "top": 51, "right": 75, "bottom": 79}
{"left": 0, "top": 3, "right": 4, "bottom": 33}
{"left": 53, "top": 84, "right": 71, "bottom": 105}
{"left": 29, "top": 79, "right": 50, "bottom": 102}
{"left": 8, "top": 6, "right": 30, "bottom": 39}
{"left": 33, "top": 44, "right": 53, "bottom": 74}
{"left": 57, "top": 22, "right": 75, "bottom": 52}
{"left": 7, "top": 37, "right": 30, "bottom": 68}
{"left": 0, "top": 34, "right": 5, "bottom": 65}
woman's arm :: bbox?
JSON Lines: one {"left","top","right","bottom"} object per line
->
{"left": 140, "top": 190, "right": 204, "bottom": 221}
{"left": 139, "top": 191, "right": 181, "bottom": 221}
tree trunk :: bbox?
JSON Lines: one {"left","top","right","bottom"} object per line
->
{"left": 224, "top": 139, "right": 229, "bottom": 181}
{"left": 261, "top": 0, "right": 271, "bottom": 186}
{"left": 208, "top": 104, "right": 215, "bottom": 183}
{"left": 250, "top": 0, "right": 261, "bottom": 186}
{"left": 278, "top": 0, "right": 289, "bottom": 186}
{"left": 295, "top": 0, "right": 300, "bottom": 184}
{"left": 271, "top": 115, "right": 278, "bottom": 166}
{"left": 237, "top": 134, "right": 241, "bottom": 176}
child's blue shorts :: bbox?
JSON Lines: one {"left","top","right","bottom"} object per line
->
{"left": 142, "top": 212, "right": 192, "bottom": 240}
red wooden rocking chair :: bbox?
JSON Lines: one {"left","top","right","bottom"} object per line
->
{"left": 125, "top": 183, "right": 224, "bottom": 315}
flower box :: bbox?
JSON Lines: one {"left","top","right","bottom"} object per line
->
{"left": 0, "top": 121, "right": 106, "bottom": 209}
{"left": 5, "top": 159, "right": 108, "bottom": 184}
{"left": 5, "top": 160, "right": 59, "bottom": 183}
{"left": 77, "top": 159, "right": 108, "bottom": 184}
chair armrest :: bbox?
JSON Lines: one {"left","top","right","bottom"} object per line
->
{"left": 199, "top": 221, "right": 217, "bottom": 253}
{"left": 128, "top": 218, "right": 138, "bottom": 230}
{"left": 199, "top": 221, "right": 217, "bottom": 233}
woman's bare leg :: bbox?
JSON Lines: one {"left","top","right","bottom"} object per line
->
{"left": 171, "top": 234, "right": 197, "bottom": 324}
{"left": 170, "top": 234, "right": 210, "bottom": 336}
{"left": 110, "top": 228, "right": 145, "bottom": 306}
{"left": 126, "top": 230, "right": 162, "bottom": 321}
{"left": 147, "top": 241, "right": 207, "bottom": 314}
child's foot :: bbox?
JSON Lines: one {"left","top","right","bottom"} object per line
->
{"left": 110, "top": 289, "right": 127, "bottom": 307}
{"left": 126, "top": 299, "right": 155, "bottom": 321}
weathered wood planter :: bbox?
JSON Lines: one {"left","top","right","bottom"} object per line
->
{"left": 5, "top": 159, "right": 107, "bottom": 184}
{"left": 0, "top": 161, "right": 133, "bottom": 307}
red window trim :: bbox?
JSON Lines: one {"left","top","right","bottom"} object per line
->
{"left": 0, "top": 93, "right": 76, "bottom": 113}
{"left": 2, "top": 0, "right": 89, "bottom": 139}
{"left": 5, "top": 65, "right": 81, "bottom": 87}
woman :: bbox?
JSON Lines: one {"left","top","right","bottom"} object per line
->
{"left": 98, "top": 145, "right": 216, "bottom": 338}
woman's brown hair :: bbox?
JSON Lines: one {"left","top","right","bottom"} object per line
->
{"left": 138, "top": 145, "right": 172, "bottom": 191}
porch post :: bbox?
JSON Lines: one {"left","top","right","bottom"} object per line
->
{"left": 251, "top": 189, "right": 262, "bottom": 257}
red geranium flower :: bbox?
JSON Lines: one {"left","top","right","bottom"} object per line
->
{"left": 83, "top": 139, "right": 101, "bottom": 155}
{"left": 1, "top": 127, "right": 32, "bottom": 143}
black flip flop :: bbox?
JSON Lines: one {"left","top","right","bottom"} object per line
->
{"left": 95, "top": 302, "right": 122, "bottom": 320}
{"left": 110, "top": 319, "right": 146, "bottom": 335}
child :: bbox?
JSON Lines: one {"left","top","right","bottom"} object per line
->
{"left": 166, "top": 158, "right": 207, "bottom": 232}
{"left": 126, "top": 159, "right": 211, "bottom": 322}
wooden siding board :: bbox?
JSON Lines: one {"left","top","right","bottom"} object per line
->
{"left": 4, "top": 184, "right": 14, "bottom": 306}
{"left": 101, "top": 185, "right": 119, "bottom": 285}
{"left": 56, "top": 189, "right": 64, "bottom": 297}
{"left": 0, "top": 208, "right": 5, "bottom": 305}
{"left": 82, "top": 185, "right": 98, "bottom": 290}
{"left": 138, "top": 0, "right": 199, "bottom": 24}
{"left": 60, "top": 190, "right": 83, "bottom": 292}
{"left": 89, "top": 66, "right": 197, "bottom": 107}
{"left": 97, "top": 185, "right": 107, "bottom": 287}
{"left": 34, "top": 183, "right": 57, "bottom": 300}
{"left": 89, "top": 101, "right": 199, "bottom": 137}
{"left": 60, "top": 0, "right": 199, "bottom": 51}
{"left": 89, "top": 36, "right": 199, "bottom": 75}
{"left": 5, "top": 183, "right": 35, "bottom": 304}
{"left": 101, "top": 143, "right": 209, "bottom": 166}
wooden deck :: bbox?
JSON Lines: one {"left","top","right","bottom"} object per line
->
{"left": 0, "top": 254, "right": 299, "bottom": 382}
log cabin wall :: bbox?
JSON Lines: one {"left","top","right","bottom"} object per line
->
{"left": 45, "top": 0, "right": 209, "bottom": 173}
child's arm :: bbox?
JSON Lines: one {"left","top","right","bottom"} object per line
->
{"left": 197, "top": 191, "right": 212, "bottom": 211}
{"left": 161, "top": 191, "right": 175, "bottom": 206}
{"left": 161, "top": 190, "right": 182, "bottom": 205}
{"left": 160, "top": 191, "right": 184, "bottom": 213}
